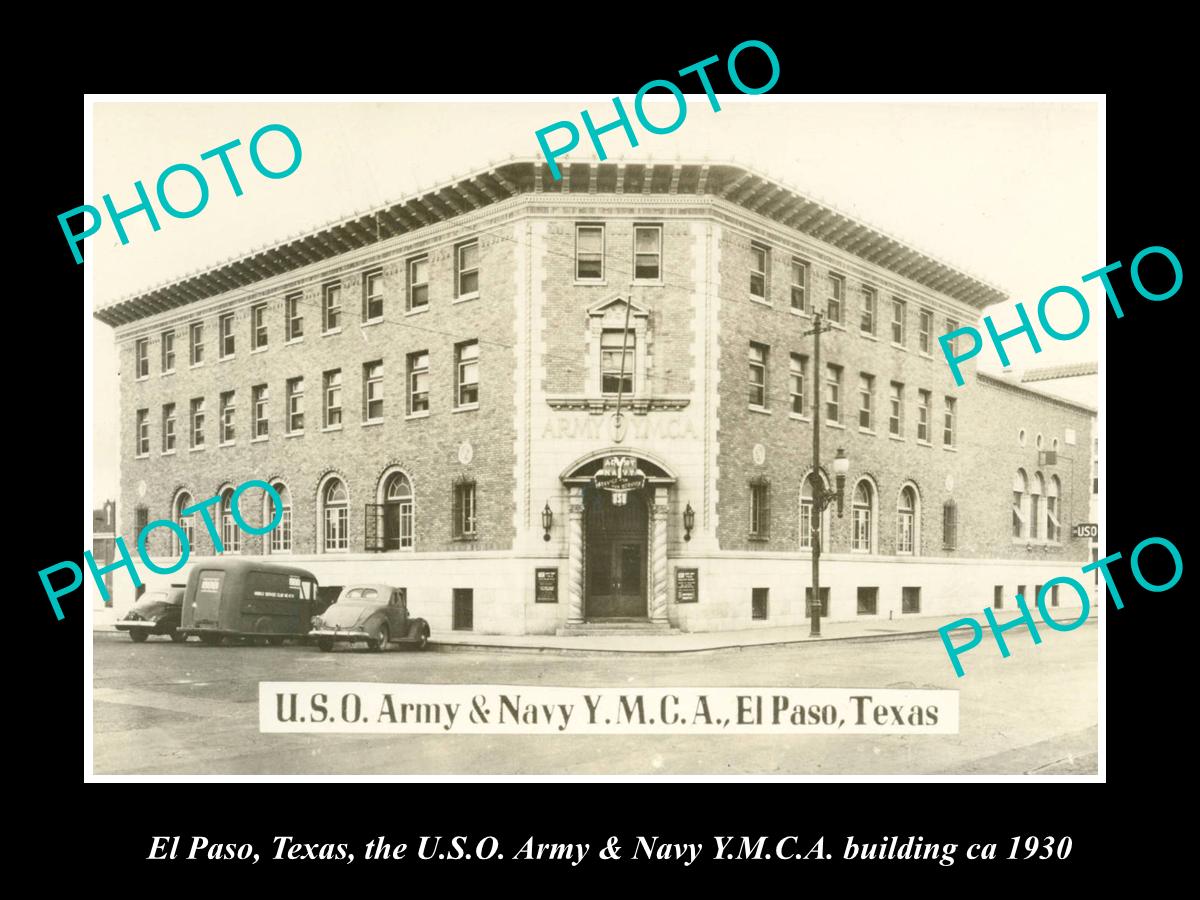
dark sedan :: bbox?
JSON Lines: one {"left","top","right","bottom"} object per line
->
{"left": 115, "top": 586, "right": 186, "bottom": 643}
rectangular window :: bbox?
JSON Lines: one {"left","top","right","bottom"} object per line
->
{"left": 1035, "top": 584, "right": 1045, "bottom": 607}
{"left": 861, "top": 286, "right": 876, "bottom": 335}
{"left": 219, "top": 313, "right": 235, "bottom": 358}
{"left": 252, "top": 384, "right": 269, "bottom": 438}
{"left": 804, "top": 587, "right": 830, "bottom": 618}
{"left": 456, "top": 341, "right": 480, "bottom": 408}
{"left": 791, "top": 258, "right": 808, "bottom": 312}
{"left": 135, "top": 505, "right": 149, "bottom": 536}
{"left": 825, "top": 364, "right": 842, "bottom": 424}
{"left": 919, "top": 309, "right": 933, "bottom": 354}
{"left": 750, "top": 242, "right": 769, "bottom": 299}
{"left": 751, "top": 587, "right": 769, "bottom": 621}
{"left": 1051, "top": 584, "right": 1060, "bottom": 607}
{"left": 858, "top": 373, "right": 874, "bottom": 430}
{"left": 826, "top": 273, "right": 845, "bottom": 324}
{"left": 453, "top": 588, "right": 474, "bottom": 631}
{"left": 190, "top": 322, "right": 204, "bottom": 365}
{"left": 219, "top": 391, "right": 235, "bottom": 444}
{"left": 944, "top": 397, "right": 957, "bottom": 447}
{"left": 994, "top": 585, "right": 1004, "bottom": 610}
{"left": 161, "top": 403, "right": 176, "bottom": 453}
{"left": 408, "top": 255, "right": 429, "bottom": 310}
{"left": 902, "top": 586, "right": 921, "bottom": 614}
{"left": 363, "top": 269, "right": 384, "bottom": 321}
{"left": 857, "top": 586, "right": 878, "bottom": 615}
{"left": 190, "top": 397, "right": 205, "bottom": 449}
{"left": 323, "top": 369, "right": 342, "bottom": 428}
{"left": 891, "top": 298, "right": 906, "bottom": 345}
{"left": 1017, "top": 585, "right": 1027, "bottom": 605}
{"left": 453, "top": 480, "right": 477, "bottom": 538}
{"left": 601, "top": 330, "right": 635, "bottom": 395}
{"left": 945, "top": 319, "right": 960, "bottom": 356}
{"left": 286, "top": 377, "right": 304, "bottom": 433}
{"left": 576, "top": 224, "right": 604, "bottom": 280}
{"left": 749, "top": 479, "right": 770, "bottom": 539}
{"left": 889, "top": 381, "right": 904, "bottom": 436}
{"left": 322, "top": 283, "right": 342, "bottom": 332}
{"left": 135, "top": 338, "right": 149, "bottom": 378}
{"left": 942, "top": 501, "right": 958, "bottom": 550}
{"left": 407, "top": 351, "right": 429, "bottom": 414}
{"left": 456, "top": 241, "right": 479, "bottom": 298}
{"left": 789, "top": 353, "right": 806, "bottom": 416}
{"left": 363, "top": 360, "right": 384, "bottom": 422}
{"left": 251, "top": 303, "right": 268, "bottom": 349}
{"left": 286, "top": 293, "right": 303, "bottom": 340}
{"left": 135, "top": 408, "right": 149, "bottom": 456}
{"left": 161, "top": 330, "right": 176, "bottom": 373}
{"left": 917, "top": 389, "right": 931, "bottom": 442}
{"left": 748, "top": 342, "right": 767, "bottom": 408}
{"left": 633, "top": 225, "right": 661, "bottom": 280}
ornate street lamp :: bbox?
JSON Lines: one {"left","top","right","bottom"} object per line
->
{"left": 683, "top": 503, "right": 695, "bottom": 541}
{"left": 542, "top": 502, "right": 553, "bottom": 542}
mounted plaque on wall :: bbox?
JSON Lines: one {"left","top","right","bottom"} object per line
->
{"left": 535, "top": 567, "right": 559, "bottom": 603}
{"left": 675, "top": 568, "right": 699, "bottom": 604}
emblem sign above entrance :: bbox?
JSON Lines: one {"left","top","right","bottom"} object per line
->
{"left": 593, "top": 455, "right": 647, "bottom": 507}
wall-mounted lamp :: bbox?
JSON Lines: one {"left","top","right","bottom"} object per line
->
{"left": 683, "top": 502, "right": 695, "bottom": 541}
{"left": 542, "top": 502, "right": 553, "bottom": 541}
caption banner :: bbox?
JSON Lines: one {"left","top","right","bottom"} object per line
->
{"left": 260, "top": 683, "right": 958, "bottom": 734}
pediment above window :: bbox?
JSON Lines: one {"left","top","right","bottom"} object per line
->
{"left": 587, "top": 295, "right": 650, "bottom": 324}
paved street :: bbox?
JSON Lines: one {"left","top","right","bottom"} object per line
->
{"left": 93, "top": 624, "right": 1098, "bottom": 776}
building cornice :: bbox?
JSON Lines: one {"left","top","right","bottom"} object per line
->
{"left": 977, "top": 371, "right": 1097, "bottom": 415}
{"left": 95, "top": 158, "right": 1008, "bottom": 328}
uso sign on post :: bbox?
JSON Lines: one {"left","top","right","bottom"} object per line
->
{"left": 41, "top": 479, "right": 283, "bottom": 621}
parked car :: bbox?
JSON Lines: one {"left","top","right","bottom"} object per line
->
{"left": 116, "top": 586, "right": 187, "bottom": 643}
{"left": 309, "top": 585, "right": 430, "bottom": 652}
{"left": 180, "top": 559, "right": 319, "bottom": 646}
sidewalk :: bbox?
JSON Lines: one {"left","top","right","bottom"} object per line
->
{"left": 93, "top": 606, "right": 1098, "bottom": 655}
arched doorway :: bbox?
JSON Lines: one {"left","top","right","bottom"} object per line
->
{"left": 560, "top": 447, "right": 678, "bottom": 625}
{"left": 583, "top": 484, "right": 647, "bottom": 618}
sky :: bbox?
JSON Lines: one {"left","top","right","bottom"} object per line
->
{"left": 89, "top": 98, "right": 1101, "bottom": 505}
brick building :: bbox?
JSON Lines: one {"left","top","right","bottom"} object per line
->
{"left": 94, "top": 159, "right": 1096, "bottom": 634}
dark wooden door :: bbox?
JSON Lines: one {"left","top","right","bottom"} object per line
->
{"left": 585, "top": 488, "right": 647, "bottom": 619}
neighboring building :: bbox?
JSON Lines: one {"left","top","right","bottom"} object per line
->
{"left": 94, "top": 159, "right": 1095, "bottom": 634}
{"left": 91, "top": 500, "right": 116, "bottom": 606}
{"left": 1021, "top": 361, "right": 1100, "bottom": 589}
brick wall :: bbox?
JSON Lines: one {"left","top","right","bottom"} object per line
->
{"left": 117, "top": 225, "right": 519, "bottom": 560}
{"left": 713, "top": 220, "right": 1093, "bottom": 563}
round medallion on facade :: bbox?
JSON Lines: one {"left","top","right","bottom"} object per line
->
{"left": 609, "top": 413, "right": 628, "bottom": 444}
{"left": 457, "top": 441, "right": 474, "bottom": 465}
{"left": 137, "top": 480, "right": 147, "bottom": 498}
{"left": 752, "top": 443, "right": 766, "bottom": 466}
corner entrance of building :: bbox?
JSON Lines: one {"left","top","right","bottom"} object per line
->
{"left": 584, "top": 484, "right": 647, "bottom": 619}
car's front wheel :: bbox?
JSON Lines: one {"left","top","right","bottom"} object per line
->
{"left": 411, "top": 623, "right": 430, "bottom": 651}
{"left": 169, "top": 630, "right": 186, "bottom": 643}
{"left": 369, "top": 623, "right": 390, "bottom": 652}
{"left": 266, "top": 636, "right": 285, "bottom": 646}
{"left": 199, "top": 633, "right": 224, "bottom": 647}
{"left": 317, "top": 638, "right": 334, "bottom": 653}
{"left": 129, "top": 630, "right": 149, "bottom": 643}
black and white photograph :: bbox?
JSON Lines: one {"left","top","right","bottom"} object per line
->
{"left": 84, "top": 97, "right": 1104, "bottom": 777}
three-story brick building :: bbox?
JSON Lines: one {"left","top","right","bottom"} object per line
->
{"left": 95, "top": 159, "right": 1096, "bottom": 634}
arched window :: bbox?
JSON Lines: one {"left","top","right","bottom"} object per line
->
{"left": 383, "top": 471, "right": 414, "bottom": 550}
{"left": 268, "top": 482, "right": 291, "bottom": 553}
{"left": 897, "top": 485, "right": 918, "bottom": 555}
{"left": 851, "top": 478, "right": 875, "bottom": 553}
{"left": 219, "top": 486, "right": 241, "bottom": 552}
{"left": 799, "top": 470, "right": 831, "bottom": 552}
{"left": 1047, "top": 475, "right": 1061, "bottom": 542}
{"left": 1030, "top": 472, "right": 1044, "bottom": 540}
{"left": 173, "top": 491, "right": 194, "bottom": 557}
{"left": 1036, "top": 433, "right": 1044, "bottom": 450}
{"left": 1012, "top": 469, "right": 1028, "bottom": 538}
{"left": 321, "top": 478, "right": 349, "bottom": 552}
